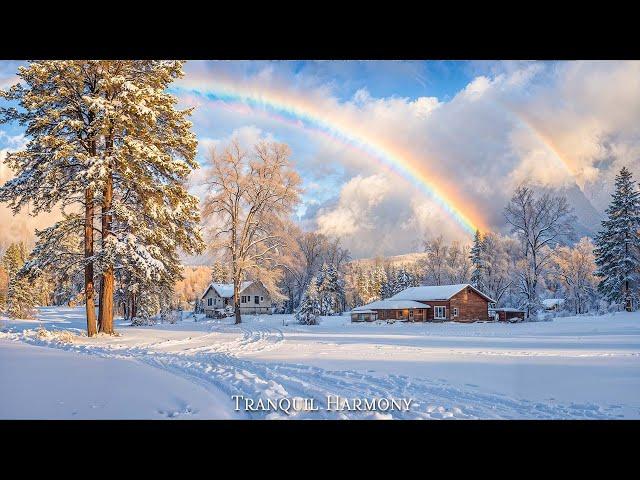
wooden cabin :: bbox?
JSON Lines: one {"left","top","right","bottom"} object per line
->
{"left": 353, "top": 284, "right": 495, "bottom": 323}
{"left": 201, "top": 280, "right": 272, "bottom": 317}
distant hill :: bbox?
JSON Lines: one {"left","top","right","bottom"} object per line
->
{"left": 347, "top": 251, "right": 428, "bottom": 268}
{"left": 540, "top": 183, "right": 603, "bottom": 239}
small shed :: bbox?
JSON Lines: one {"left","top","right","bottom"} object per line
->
{"left": 490, "top": 307, "right": 526, "bottom": 322}
{"left": 542, "top": 298, "right": 565, "bottom": 311}
{"left": 350, "top": 310, "right": 378, "bottom": 322}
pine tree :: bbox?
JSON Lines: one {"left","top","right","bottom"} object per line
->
{"left": 0, "top": 266, "right": 8, "bottom": 311}
{"left": 1, "top": 61, "right": 204, "bottom": 335}
{"left": 296, "top": 279, "right": 321, "bottom": 325}
{"left": 381, "top": 266, "right": 396, "bottom": 299}
{"left": 393, "top": 267, "right": 412, "bottom": 295}
{"left": 594, "top": 167, "right": 640, "bottom": 310}
{"left": 317, "top": 263, "right": 340, "bottom": 315}
{"left": 2, "top": 242, "right": 36, "bottom": 319}
{"left": 1, "top": 62, "right": 106, "bottom": 335}
{"left": 470, "top": 229, "right": 484, "bottom": 289}
{"left": 211, "top": 261, "right": 230, "bottom": 283}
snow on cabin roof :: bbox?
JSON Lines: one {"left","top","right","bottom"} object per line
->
{"left": 202, "top": 281, "right": 253, "bottom": 299}
{"left": 390, "top": 284, "right": 495, "bottom": 303}
{"left": 353, "top": 299, "right": 430, "bottom": 311}
{"left": 491, "top": 307, "right": 525, "bottom": 312}
{"left": 542, "top": 298, "right": 565, "bottom": 308}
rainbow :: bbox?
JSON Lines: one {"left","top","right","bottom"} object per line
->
{"left": 172, "top": 80, "right": 485, "bottom": 235}
{"left": 499, "top": 101, "right": 575, "bottom": 178}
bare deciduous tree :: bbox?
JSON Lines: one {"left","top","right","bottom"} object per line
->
{"left": 504, "top": 185, "right": 575, "bottom": 317}
{"left": 549, "top": 237, "right": 598, "bottom": 314}
{"left": 202, "top": 140, "right": 302, "bottom": 324}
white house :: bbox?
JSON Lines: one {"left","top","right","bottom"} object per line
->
{"left": 201, "top": 280, "right": 272, "bottom": 317}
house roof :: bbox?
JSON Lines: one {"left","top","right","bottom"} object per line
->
{"left": 542, "top": 298, "right": 565, "bottom": 308}
{"left": 354, "top": 299, "right": 430, "bottom": 311}
{"left": 201, "top": 281, "right": 253, "bottom": 300}
{"left": 491, "top": 307, "right": 525, "bottom": 312}
{"left": 390, "top": 284, "right": 496, "bottom": 303}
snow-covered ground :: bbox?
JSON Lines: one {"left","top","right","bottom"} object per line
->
{"left": 1, "top": 307, "right": 639, "bottom": 419}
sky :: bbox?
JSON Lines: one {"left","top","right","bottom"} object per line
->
{"left": 1, "top": 60, "right": 640, "bottom": 259}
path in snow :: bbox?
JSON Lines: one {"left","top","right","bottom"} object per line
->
{"left": 1, "top": 308, "right": 636, "bottom": 419}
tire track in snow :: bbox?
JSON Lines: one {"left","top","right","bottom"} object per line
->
{"left": 0, "top": 327, "right": 623, "bottom": 420}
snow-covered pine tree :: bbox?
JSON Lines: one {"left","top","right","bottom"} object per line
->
{"left": 87, "top": 61, "right": 203, "bottom": 334}
{"left": 594, "top": 167, "right": 640, "bottom": 311}
{"left": 0, "top": 64, "right": 204, "bottom": 337}
{"left": 296, "top": 279, "right": 321, "bottom": 325}
{"left": 470, "top": 229, "right": 484, "bottom": 289}
{"left": 381, "top": 266, "right": 396, "bottom": 299}
{"left": 317, "top": 263, "right": 337, "bottom": 315}
{"left": 211, "top": 261, "right": 231, "bottom": 283}
{"left": 0, "top": 265, "right": 8, "bottom": 311}
{"left": 354, "top": 269, "right": 368, "bottom": 305}
{"left": 0, "top": 61, "right": 111, "bottom": 335}
{"left": 109, "top": 176, "right": 203, "bottom": 324}
{"left": 393, "top": 268, "right": 411, "bottom": 295}
{"left": 2, "top": 242, "right": 36, "bottom": 319}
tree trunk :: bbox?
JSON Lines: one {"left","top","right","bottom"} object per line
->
{"left": 98, "top": 169, "right": 114, "bottom": 334}
{"left": 84, "top": 188, "right": 97, "bottom": 337}
{"left": 234, "top": 278, "right": 241, "bottom": 324}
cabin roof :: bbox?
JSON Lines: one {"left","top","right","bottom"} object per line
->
{"left": 390, "top": 283, "right": 495, "bottom": 303}
{"left": 201, "top": 281, "right": 254, "bottom": 299}
{"left": 354, "top": 299, "right": 430, "bottom": 311}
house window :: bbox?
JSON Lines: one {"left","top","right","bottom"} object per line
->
{"left": 434, "top": 306, "right": 446, "bottom": 319}
{"left": 453, "top": 307, "right": 459, "bottom": 317}
{"left": 254, "top": 295, "right": 259, "bottom": 304}
{"left": 241, "top": 296, "right": 246, "bottom": 303}
{"left": 207, "top": 298, "right": 212, "bottom": 307}
{"left": 260, "top": 296, "right": 264, "bottom": 302}
{"left": 396, "top": 310, "right": 402, "bottom": 319}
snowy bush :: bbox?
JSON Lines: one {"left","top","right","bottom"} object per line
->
{"left": 131, "top": 316, "right": 157, "bottom": 326}
{"left": 36, "top": 326, "right": 75, "bottom": 344}
{"left": 160, "top": 309, "right": 181, "bottom": 324}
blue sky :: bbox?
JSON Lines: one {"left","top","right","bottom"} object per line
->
{"left": 2, "top": 60, "right": 640, "bottom": 258}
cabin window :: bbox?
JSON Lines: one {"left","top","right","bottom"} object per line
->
{"left": 434, "top": 306, "right": 446, "bottom": 319}
{"left": 207, "top": 298, "right": 212, "bottom": 307}
{"left": 260, "top": 296, "right": 264, "bottom": 302}
{"left": 453, "top": 307, "right": 459, "bottom": 317}
{"left": 254, "top": 295, "right": 259, "bottom": 304}
{"left": 241, "top": 296, "right": 246, "bottom": 303}
{"left": 396, "top": 310, "right": 402, "bottom": 319}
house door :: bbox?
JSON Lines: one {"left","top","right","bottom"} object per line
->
{"left": 409, "top": 310, "right": 414, "bottom": 322}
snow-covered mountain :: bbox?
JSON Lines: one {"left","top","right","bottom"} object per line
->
{"left": 540, "top": 183, "right": 604, "bottom": 239}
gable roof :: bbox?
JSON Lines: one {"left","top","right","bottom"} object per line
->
{"left": 353, "top": 299, "right": 430, "bottom": 311}
{"left": 390, "top": 284, "right": 495, "bottom": 303}
{"left": 201, "top": 281, "right": 253, "bottom": 300}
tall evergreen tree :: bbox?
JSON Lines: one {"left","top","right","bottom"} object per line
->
{"left": 594, "top": 167, "right": 640, "bottom": 311}
{"left": 0, "top": 62, "right": 106, "bottom": 335}
{"left": 470, "top": 229, "right": 484, "bottom": 289}
{"left": 0, "top": 61, "right": 203, "bottom": 334}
